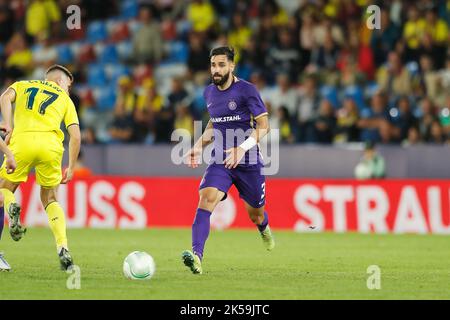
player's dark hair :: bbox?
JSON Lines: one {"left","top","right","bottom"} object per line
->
{"left": 209, "top": 46, "right": 235, "bottom": 62}
{"left": 46, "top": 64, "right": 74, "bottom": 82}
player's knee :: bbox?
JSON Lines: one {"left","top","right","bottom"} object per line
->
{"left": 198, "top": 191, "right": 219, "bottom": 209}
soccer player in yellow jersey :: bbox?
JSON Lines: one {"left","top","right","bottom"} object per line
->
{"left": 0, "top": 64, "right": 81, "bottom": 271}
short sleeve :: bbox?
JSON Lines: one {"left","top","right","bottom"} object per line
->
{"left": 64, "top": 98, "right": 79, "bottom": 128}
{"left": 8, "top": 81, "right": 20, "bottom": 100}
{"left": 246, "top": 84, "right": 268, "bottom": 118}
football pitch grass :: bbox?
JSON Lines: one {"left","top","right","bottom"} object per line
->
{"left": 0, "top": 227, "right": 449, "bottom": 300}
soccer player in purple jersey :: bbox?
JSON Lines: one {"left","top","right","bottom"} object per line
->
{"left": 181, "top": 46, "right": 274, "bottom": 274}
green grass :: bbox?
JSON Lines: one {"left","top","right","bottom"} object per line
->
{"left": 0, "top": 228, "right": 449, "bottom": 300}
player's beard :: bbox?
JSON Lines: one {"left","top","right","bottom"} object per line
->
{"left": 212, "top": 71, "right": 231, "bottom": 86}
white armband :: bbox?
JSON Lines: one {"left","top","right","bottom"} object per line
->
{"left": 239, "top": 136, "right": 257, "bottom": 151}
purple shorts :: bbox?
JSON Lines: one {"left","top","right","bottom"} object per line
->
{"left": 199, "top": 163, "right": 266, "bottom": 208}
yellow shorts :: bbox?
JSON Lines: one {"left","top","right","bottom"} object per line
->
{"left": 0, "top": 132, "right": 64, "bottom": 187}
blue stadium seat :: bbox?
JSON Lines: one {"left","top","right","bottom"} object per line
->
{"left": 108, "top": 64, "right": 131, "bottom": 84}
{"left": 121, "top": 0, "right": 139, "bottom": 19}
{"left": 86, "top": 21, "right": 109, "bottom": 43}
{"left": 166, "top": 41, "right": 188, "bottom": 63}
{"left": 344, "top": 85, "right": 366, "bottom": 110}
{"left": 87, "top": 64, "right": 108, "bottom": 86}
{"left": 95, "top": 85, "right": 117, "bottom": 111}
{"left": 116, "top": 41, "right": 133, "bottom": 61}
{"left": 319, "top": 85, "right": 339, "bottom": 108}
{"left": 99, "top": 44, "right": 119, "bottom": 64}
{"left": 56, "top": 44, "right": 74, "bottom": 64}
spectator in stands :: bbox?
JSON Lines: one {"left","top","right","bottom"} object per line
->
{"left": 266, "top": 28, "right": 300, "bottom": 83}
{"left": 25, "top": 0, "right": 61, "bottom": 41}
{"left": 370, "top": 9, "right": 400, "bottom": 67}
{"left": 114, "top": 76, "right": 137, "bottom": 116}
{"left": 309, "top": 31, "right": 340, "bottom": 83}
{"left": 228, "top": 12, "right": 252, "bottom": 64}
{"left": 416, "top": 54, "right": 439, "bottom": 101}
{"left": 81, "top": 127, "right": 98, "bottom": 145}
{"left": 187, "top": 32, "right": 209, "bottom": 76}
{"left": 174, "top": 104, "right": 194, "bottom": 140}
{"left": 334, "top": 97, "right": 360, "bottom": 143}
{"left": 391, "top": 96, "right": 418, "bottom": 142}
{"left": 4, "top": 32, "right": 33, "bottom": 79}
{"left": 134, "top": 78, "right": 163, "bottom": 143}
{"left": 108, "top": 103, "right": 135, "bottom": 143}
{"left": 428, "top": 119, "right": 447, "bottom": 144}
{"left": 376, "top": 51, "right": 412, "bottom": 97}
{"left": 31, "top": 31, "right": 57, "bottom": 79}
{"left": 132, "top": 6, "right": 164, "bottom": 64}
{"left": 357, "top": 92, "right": 392, "bottom": 143}
{"left": 269, "top": 105, "right": 295, "bottom": 144}
{"left": 311, "top": 99, "right": 336, "bottom": 144}
{"left": 402, "top": 126, "right": 422, "bottom": 146}
{"left": 402, "top": 5, "right": 425, "bottom": 62}
{"left": 295, "top": 75, "right": 320, "bottom": 142}
{"left": 187, "top": 0, "right": 215, "bottom": 33}
{"left": 424, "top": 7, "right": 449, "bottom": 47}
{"left": 354, "top": 141, "right": 386, "bottom": 180}
{"left": 417, "top": 97, "right": 439, "bottom": 141}
{"left": 0, "top": 0, "right": 15, "bottom": 44}
{"left": 268, "top": 73, "right": 298, "bottom": 117}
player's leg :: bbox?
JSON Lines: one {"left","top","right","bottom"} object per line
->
{"left": 0, "top": 179, "right": 25, "bottom": 241}
{"left": 0, "top": 203, "right": 10, "bottom": 271}
{"left": 244, "top": 201, "right": 274, "bottom": 251}
{"left": 182, "top": 164, "right": 233, "bottom": 274}
{"left": 233, "top": 167, "right": 275, "bottom": 251}
{"left": 35, "top": 143, "right": 72, "bottom": 270}
{"left": 182, "top": 187, "right": 226, "bottom": 274}
{"left": 40, "top": 186, "right": 73, "bottom": 270}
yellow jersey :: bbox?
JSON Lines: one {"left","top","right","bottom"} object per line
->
{"left": 8, "top": 80, "right": 79, "bottom": 142}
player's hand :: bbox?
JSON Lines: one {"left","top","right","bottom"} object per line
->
{"left": 5, "top": 154, "right": 16, "bottom": 174}
{"left": 0, "top": 124, "right": 12, "bottom": 144}
{"left": 61, "top": 167, "right": 74, "bottom": 184}
{"left": 224, "top": 146, "right": 246, "bottom": 169}
{"left": 184, "top": 147, "right": 202, "bottom": 168}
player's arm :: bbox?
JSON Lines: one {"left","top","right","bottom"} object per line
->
{"left": 0, "top": 136, "right": 16, "bottom": 174}
{"left": 184, "top": 119, "right": 214, "bottom": 168}
{"left": 61, "top": 124, "right": 81, "bottom": 184}
{"left": 0, "top": 87, "right": 16, "bottom": 144}
{"left": 224, "top": 114, "right": 270, "bottom": 169}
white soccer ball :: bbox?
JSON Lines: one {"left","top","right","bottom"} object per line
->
{"left": 123, "top": 251, "right": 156, "bottom": 280}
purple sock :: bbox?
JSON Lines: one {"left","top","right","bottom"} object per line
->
{"left": 192, "top": 208, "right": 211, "bottom": 261}
{"left": 257, "top": 212, "right": 269, "bottom": 232}
{"left": 0, "top": 207, "right": 4, "bottom": 240}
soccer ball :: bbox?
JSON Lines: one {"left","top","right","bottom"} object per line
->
{"left": 123, "top": 251, "right": 156, "bottom": 280}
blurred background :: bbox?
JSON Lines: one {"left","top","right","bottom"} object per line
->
{"left": 0, "top": 0, "right": 449, "bottom": 178}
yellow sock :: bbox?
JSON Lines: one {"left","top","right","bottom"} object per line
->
{"left": 45, "top": 202, "right": 68, "bottom": 251}
{"left": 0, "top": 188, "right": 16, "bottom": 213}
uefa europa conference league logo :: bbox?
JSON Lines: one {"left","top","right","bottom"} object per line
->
{"left": 171, "top": 121, "right": 280, "bottom": 175}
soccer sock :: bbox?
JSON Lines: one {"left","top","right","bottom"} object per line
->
{"left": 257, "top": 211, "right": 269, "bottom": 232}
{"left": 192, "top": 208, "right": 212, "bottom": 261}
{"left": 0, "top": 189, "right": 16, "bottom": 214}
{"left": 0, "top": 207, "right": 4, "bottom": 240}
{"left": 45, "top": 202, "right": 68, "bottom": 252}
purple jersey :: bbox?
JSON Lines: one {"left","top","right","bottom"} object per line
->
{"left": 203, "top": 78, "right": 268, "bottom": 166}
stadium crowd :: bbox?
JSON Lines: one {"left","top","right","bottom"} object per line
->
{"left": 0, "top": 0, "right": 449, "bottom": 145}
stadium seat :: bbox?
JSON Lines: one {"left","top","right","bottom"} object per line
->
{"left": 94, "top": 85, "right": 117, "bottom": 111}
{"left": 319, "top": 85, "right": 339, "bottom": 108}
{"left": 105, "top": 64, "right": 131, "bottom": 84}
{"left": 56, "top": 44, "right": 74, "bottom": 64}
{"left": 109, "top": 21, "right": 130, "bottom": 42}
{"left": 77, "top": 43, "right": 96, "bottom": 63}
{"left": 87, "top": 64, "right": 108, "bottom": 86}
{"left": 120, "top": 0, "right": 139, "bottom": 19}
{"left": 86, "top": 21, "right": 108, "bottom": 43}
{"left": 98, "top": 44, "right": 119, "bottom": 64}
{"left": 116, "top": 41, "right": 133, "bottom": 61}
{"left": 163, "top": 41, "right": 188, "bottom": 64}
